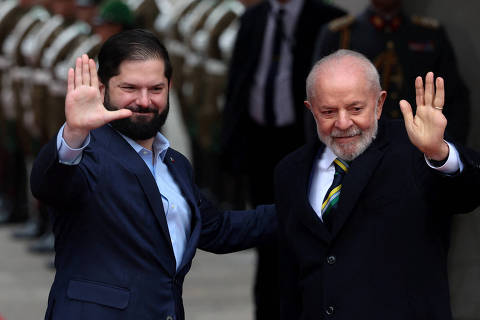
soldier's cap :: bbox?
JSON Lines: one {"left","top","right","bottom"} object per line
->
{"left": 76, "top": 0, "right": 102, "bottom": 7}
{"left": 94, "top": 0, "right": 134, "bottom": 27}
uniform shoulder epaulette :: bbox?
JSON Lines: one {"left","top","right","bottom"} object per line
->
{"left": 411, "top": 15, "right": 440, "bottom": 29}
{"left": 328, "top": 15, "right": 355, "bottom": 32}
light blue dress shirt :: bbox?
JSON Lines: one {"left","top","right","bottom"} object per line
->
{"left": 57, "top": 124, "right": 191, "bottom": 270}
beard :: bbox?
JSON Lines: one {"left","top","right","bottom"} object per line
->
{"left": 318, "top": 118, "right": 378, "bottom": 161}
{"left": 104, "top": 88, "right": 169, "bottom": 140}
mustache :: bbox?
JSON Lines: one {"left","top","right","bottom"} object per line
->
{"left": 124, "top": 105, "right": 157, "bottom": 113}
{"left": 331, "top": 126, "right": 361, "bottom": 138}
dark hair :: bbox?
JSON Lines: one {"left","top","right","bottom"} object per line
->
{"left": 97, "top": 29, "right": 172, "bottom": 86}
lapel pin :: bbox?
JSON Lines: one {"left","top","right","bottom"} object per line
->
{"left": 170, "top": 157, "right": 175, "bottom": 163}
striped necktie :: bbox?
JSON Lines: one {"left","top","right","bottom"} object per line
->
{"left": 321, "top": 158, "right": 349, "bottom": 229}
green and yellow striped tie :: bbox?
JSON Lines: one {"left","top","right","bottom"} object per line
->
{"left": 321, "top": 158, "right": 349, "bottom": 228}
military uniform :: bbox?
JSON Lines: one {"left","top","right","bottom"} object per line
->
{"left": 4, "top": 6, "right": 51, "bottom": 145}
{"left": 17, "top": 13, "right": 66, "bottom": 151}
{"left": 192, "top": 0, "right": 245, "bottom": 153}
{"left": 0, "top": 1, "right": 29, "bottom": 51}
{"left": 0, "top": 1, "right": 43, "bottom": 222}
{"left": 156, "top": 0, "right": 200, "bottom": 116}
{"left": 315, "top": 7, "right": 470, "bottom": 143}
{"left": 182, "top": 0, "right": 244, "bottom": 199}
{"left": 165, "top": 0, "right": 230, "bottom": 202}
{"left": 6, "top": 12, "right": 88, "bottom": 242}
{"left": 180, "top": 0, "right": 224, "bottom": 139}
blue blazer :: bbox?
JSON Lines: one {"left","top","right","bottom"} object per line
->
{"left": 31, "top": 125, "right": 276, "bottom": 320}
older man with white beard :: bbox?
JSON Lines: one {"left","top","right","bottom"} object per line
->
{"left": 304, "top": 50, "right": 383, "bottom": 161}
{"left": 274, "top": 49, "right": 480, "bottom": 320}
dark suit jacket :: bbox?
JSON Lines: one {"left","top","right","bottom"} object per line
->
{"left": 221, "top": 0, "right": 345, "bottom": 172}
{"left": 30, "top": 125, "right": 276, "bottom": 320}
{"left": 274, "top": 120, "right": 480, "bottom": 320}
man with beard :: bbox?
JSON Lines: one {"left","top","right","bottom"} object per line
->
{"left": 275, "top": 49, "right": 480, "bottom": 320}
{"left": 30, "top": 29, "right": 276, "bottom": 320}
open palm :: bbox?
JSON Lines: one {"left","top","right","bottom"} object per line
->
{"left": 399, "top": 72, "right": 449, "bottom": 161}
{"left": 63, "top": 54, "right": 132, "bottom": 147}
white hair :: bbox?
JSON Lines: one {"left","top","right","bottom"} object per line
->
{"left": 306, "top": 49, "right": 381, "bottom": 101}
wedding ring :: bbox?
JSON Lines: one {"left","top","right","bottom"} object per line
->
{"left": 433, "top": 106, "right": 443, "bottom": 110}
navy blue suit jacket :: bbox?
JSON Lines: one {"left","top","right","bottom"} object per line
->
{"left": 31, "top": 125, "right": 276, "bottom": 320}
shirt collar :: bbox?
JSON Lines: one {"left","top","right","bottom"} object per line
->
{"left": 319, "top": 146, "right": 338, "bottom": 170}
{"left": 118, "top": 131, "right": 170, "bottom": 162}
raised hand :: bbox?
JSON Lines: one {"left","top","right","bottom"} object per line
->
{"left": 63, "top": 54, "right": 132, "bottom": 148}
{"left": 399, "top": 72, "right": 449, "bottom": 161}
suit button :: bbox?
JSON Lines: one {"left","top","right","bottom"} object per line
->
{"left": 166, "top": 316, "right": 174, "bottom": 320}
{"left": 326, "top": 255, "right": 336, "bottom": 265}
{"left": 325, "top": 306, "right": 335, "bottom": 315}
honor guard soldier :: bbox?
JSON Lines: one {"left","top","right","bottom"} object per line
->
{"left": 0, "top": 0, "right": 30, "bottom": 49}
{"left": 177, "top": 0, "right": 225, "bottom": 197}
{"left": 155, "top": 0, "right": 199, "bottom": 116}
{"left": 0, "top": 0, "right": 47, "bottom": 224}
{"left": 15, "top": 0, "right": 84, "bottom": 253}
{"left": 18, "top": 0, "right": 74, "bottom": 153}
{"left": 154, "top": 0, "right": 196, "bottom": 41}
{"left": 314, "top": 0, "right": 470, "bottom": 144}
{"left": 182, "top": 0, "right": 245, "bottom": 203}
{"left": 1, "top": 1, "right": 51, "bottom": 232}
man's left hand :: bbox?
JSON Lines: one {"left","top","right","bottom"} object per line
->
{"left": 399, "top": 72, "right": 449, "bottom": 161}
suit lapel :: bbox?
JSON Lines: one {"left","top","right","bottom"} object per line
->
{"left": 96, "top": 126, "right": 175, "bottom": 267}
{"left": 164, "top": 150, "right": 201, "bottom": 272}
{"left": 330, "top": 122, "right": 389, "bottom": 236}
{"left": 135, "top": 170, "right": 174, "bottom": 253}
{"left": 293, "top": 142, "right": 333, "bottom": 244}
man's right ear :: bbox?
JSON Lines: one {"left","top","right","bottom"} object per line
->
{"left": 304, "top": 100, "right": 312, "bottom": 111}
